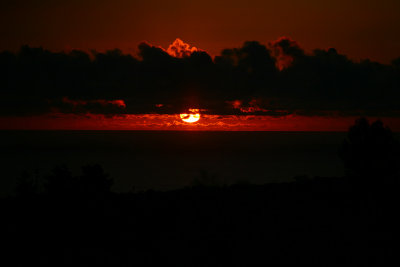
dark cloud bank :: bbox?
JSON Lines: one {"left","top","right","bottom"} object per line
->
{"left": 0, "top": 38, "right": 399, "bottom": 117}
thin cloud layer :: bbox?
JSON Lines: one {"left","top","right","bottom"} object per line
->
{"left": 0, "top": 38, "right": 399, "bottom": 117}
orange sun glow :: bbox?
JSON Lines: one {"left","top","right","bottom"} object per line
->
{"left": 180, "top": 109, "right": 201, "bottom": 123}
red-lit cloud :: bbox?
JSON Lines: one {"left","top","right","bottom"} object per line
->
{"left": 166, "top": 38, "right": 198, "bottom": 58}
{"left": 62, "top": 97, "right": 126, "bottom": 108}
{"left": 227, "top": 99, "right": 269, "bottom": 113}
{"left": 47, "top": 97, "right": 127, "bottom": 115}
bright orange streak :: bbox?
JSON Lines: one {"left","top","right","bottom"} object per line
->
{"left": 2, "top": 114, "right": 400, "bottom": 132}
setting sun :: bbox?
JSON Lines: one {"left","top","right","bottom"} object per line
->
{"left": 180, "top": 109, "right": 201, "bottom": 123}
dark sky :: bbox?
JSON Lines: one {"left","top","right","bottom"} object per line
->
{"left": 1, "top": 0, "right": 400, "bottom": 131}
{"left": 1, "top": 0, "right": 400, "bottom": 63}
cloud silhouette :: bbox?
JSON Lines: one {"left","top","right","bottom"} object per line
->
{"left": 0, "top": 38, "right": 399, "bottom": 117}
{"left": 269, "top": 37, "right": 303, "bottom": 70}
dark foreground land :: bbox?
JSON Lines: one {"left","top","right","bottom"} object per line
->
{"left": 2, "top": 118, "right": 399, "bottom": 265}
{"left": 2, "top": 174, "right": 399, "bottom": 265}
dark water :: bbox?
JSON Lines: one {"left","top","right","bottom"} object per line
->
{"left": 0, "top": 131, "right": 349, "bottom": 196}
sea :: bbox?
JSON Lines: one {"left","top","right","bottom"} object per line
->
{"left": 0, "top": 131, "right": 353, "bottom": 196}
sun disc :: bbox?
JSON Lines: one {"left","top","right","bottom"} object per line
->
{"left": 180, "top": 113, "right": 200, "bottom": 123}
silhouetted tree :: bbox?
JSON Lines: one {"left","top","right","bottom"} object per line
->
{"left": 339, "top": 118, "right": 399, "bottom": 184}
{"left": 44, "top": 165, "right": 77, "bottom": 197}
{"left": 78, "top": 164, "right": 113, "bottom": 198}
{"left": 15, "top": 171, "right": 38, "bottom": 197}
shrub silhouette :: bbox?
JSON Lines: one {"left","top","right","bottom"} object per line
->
{"left": 40, "top": 164, "right": 113, "bottom": 199}
{"left": 192, "top": 170, "right": 220, "bottom": 187}
{"left": 339, "top": 118, "right": 399, "bottom": 183}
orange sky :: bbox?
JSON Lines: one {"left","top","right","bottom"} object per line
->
{"left": 1, "top": 0, "right": 400, "bottom": 63}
